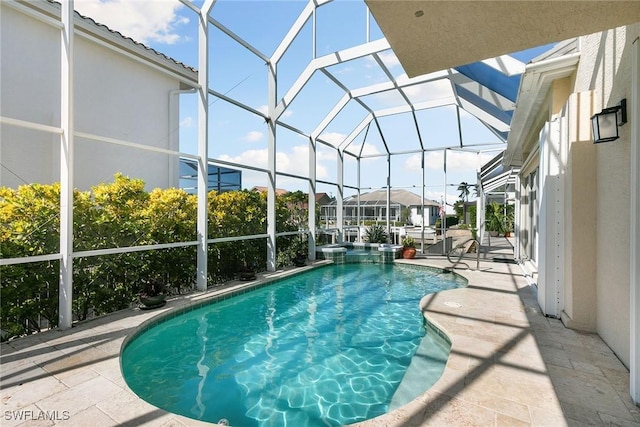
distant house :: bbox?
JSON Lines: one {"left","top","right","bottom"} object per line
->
{"left": 321, "top": 189, "right": 440, "bottom": 226}
{"left": 315, "top": 192, "right": 333, "bottom": 206}
{"left": 0, "top": 0, "right": 197, "bottom": 190}
{"left": 252, "top": 187, "right": 334, "bottom": 208}
{"left": 251, "top": 186, "right": 290, "bottom": 197}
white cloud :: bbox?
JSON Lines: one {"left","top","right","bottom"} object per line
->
{"left": 74, "top": 0, "right": 188, "bottom": 45}
{"left": 400, "top": 79, "right": 453, "bottom": 101}
{"left": 423, "top": 151, "right": 493, "bottom": 171}
{"left": 332, "top": 66, "right": 354, "bottom": 75}
{"left": 258, "top": 105, "right": 292, "bottom": 118}
{"left": 179, "top": 116, "right": 193, "bottom": 128}
{"left": 318, "top": 132, "right": 346, "bottom": 146}
{"left": 281, "top": 110, "right": 293, "bottom": 118}
{"left": 219, "top": 149, "right": 267, "bottom": 169}
{"left": 345, "top": 142, "right": 381, "bottom": 157}
{"left": 218, "top": 145, "right": 328, "bottom": 189}
{"left": 377, "top": 51, "right": 401, "bottom": 69}
{"left": 244, "top": 131, "right": 264, "bottom": 143}
{"left": 424, "top": 190, "right": 460, "bottom": 212}
{"left": 405, "top": 154, "right": 422, "bottom": 171}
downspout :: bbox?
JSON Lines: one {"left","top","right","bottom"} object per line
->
{"left": 337, "top": 150, "right": 344, "bottom": 242}
{"left": 309, "top": 136, "right": 316, "bottom": 260}
{"left": 630, "top": 35, "right": 640, "bottom": 405}
{"left": 443, "top": 148, "right": 447, "bottom": 255}
{"left": 386, "top": 154, "right": 391, "bottom": 240}
{"left": 357, "top": 158, "right": 362, "bottom": 242}
{"left": 59, "top": 0, "right": 74, "bottom": 329}
{"left": 421, "top": 150, "right": 425, "bottom": 254}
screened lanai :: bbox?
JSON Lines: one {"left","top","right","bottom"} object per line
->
{"left": 175, "top": 0, "right": 557, "bottom": 271}
{"left": 0, "top": 0, "right": 583, "bottom": 330}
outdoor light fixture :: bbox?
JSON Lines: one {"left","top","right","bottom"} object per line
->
{"left": 591, "top": 98, "right": 627, "bottom": 143}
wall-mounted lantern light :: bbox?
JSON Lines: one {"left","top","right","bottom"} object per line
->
{"left": 591, "top": 98, "right": 627, "bottom": 143}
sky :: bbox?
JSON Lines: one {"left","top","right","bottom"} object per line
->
{"left": 72, "top": 0, "right": 531, "bottom": 209}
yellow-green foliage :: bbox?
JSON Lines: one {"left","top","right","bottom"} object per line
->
{"left": 207, "top": 190, "right": 267, "bottom": 281}
{"left": 1, "top": 175, "right": 307, "bottom": 340}
{"left": 0, "top": 184, "right": 61, "bottom": 338}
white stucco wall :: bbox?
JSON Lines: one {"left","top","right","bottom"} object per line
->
{"left": 572, "top": 24, "right": 640, "bottom": 367}
{"left": 0, "top": 2, "right": 188, "bottom": 191}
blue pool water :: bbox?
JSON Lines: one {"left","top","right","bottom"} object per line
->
{"left": 121, "top": 264, "right": 466, "bottom": 427}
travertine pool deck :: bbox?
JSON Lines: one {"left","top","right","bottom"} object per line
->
{"left": 2, "top": 237, "right": 639, "bottom": 426}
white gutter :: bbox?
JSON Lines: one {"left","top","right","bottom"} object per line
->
{"left": 503, "top": 52, "right": 581, "bottom": 167}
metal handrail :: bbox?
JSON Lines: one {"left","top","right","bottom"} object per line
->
{"left": 447, "top": 238, "right": 480, "bottom": 270}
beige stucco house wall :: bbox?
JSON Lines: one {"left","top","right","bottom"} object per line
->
{"left": 505, "top": 22, "right": 639, "bottom": 400}
{"left": 578, "top": 24, "right": 638, "bottom": 368}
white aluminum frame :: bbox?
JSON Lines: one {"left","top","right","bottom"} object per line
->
{"left": 2, "top": 0, "right": 536, "bottom": 330}
{"left": 630, "top": 35, "right": 640, "bottom": 405}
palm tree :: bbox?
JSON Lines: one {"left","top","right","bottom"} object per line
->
{"left": 458, "top": 182, "right": 471, "bottom": 201}
{"left": 457, "top": 182, "right": 472, "bottom": 224}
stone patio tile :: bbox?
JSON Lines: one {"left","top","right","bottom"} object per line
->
{"left": 598, "top": 412, "right": 640, "bottom": 427}
{"left": 446, "top": 333, "right": 498, "bottom": 360}
{"left": 41, "top": 346, "right": 110, "bottom": 376}
{"left": 160, "top": 415, "right": 222, "bottom": 426}
{"left": 1, "top": 334, "right": 46, "bottom": 351}
{"left": 96, "top": 389, "right": 172, "bottom": 425}
{"left": 490, "top": 361, "right": 554, "bottom": 389}
{"left": 35, "top": 375, "right": 123, "bottom": 417}
{"left": 90, "top": 357, "right": 127, "bottom": 388}
{"left": 569, "top": 358, "right": 604, "bottom": 376}
{"left": 2, "top": 403, "right": 55, "bottom": 427}
{"left": 444, "top": 351, "right": 470, "bottom": 372}
{"left": 494, "top": 350, "right": 547, "bottom": 375}
{"left": 588, "top": 350, "right": 633, "bottom": 373}
{"left": 560, "top": 400, "right": 608, "bottom": 424}
{"left": 54, "top": 364, "right": 100, "bottom": 388}
{"left": 1, "top": 374, "right": 68, "bottom": 411}
{"left": 91, "top": 335, "right": 127, "bottom": 354}
{"left": 496, "top": 412, "right": 532, "bottom": 427}
{"left": 0, "top": 342, "right": 18, "bottom": 356}
{"left": 548, "top": 364, "right": 634, "bottom": 421}
{"left": 426, "top": 365, "right": 466, "bottom": 397}
{"left": 537, "top": 344, "right": 574, "bottom": 369}
{"left": 460, "top": 388, "right": 531, "bottom": 423}
{"left": 1, "top": 361, "right": 56, "bottom": 391}
{"left": 532, "top": 333, "right": 564, "bottom": 350}
{"left": 15, "top": 418, "right": 54, "bottom": 426}
{"left": 601, "top": 368, "right": 640, "bottom": 421}
{"left": 529, "top": 405, "right": 569, "bottom": 427}
{"left": 416, "top": 390, "right": 497, "bottom": 427}
{"left": 1, "top": 342, "right": 66, "bottom": 374}
{"left": 464, "top": 365, "right": 560, "bottom": 413}
{"left": 576, "top": 330, "right": 616, "bottom": 353}
{"left": 1, "top": 250, "right": 638, "bottom": 427}
{"left": 55, "top": 405, "right": 117, "bottom": 426}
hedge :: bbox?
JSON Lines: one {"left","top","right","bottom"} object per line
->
{"left": 0, "top": 174, "right": 308, "bottom": 340}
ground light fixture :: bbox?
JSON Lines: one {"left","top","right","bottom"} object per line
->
{"left": 591, "top": 98, "right": 627, "bottom": 143}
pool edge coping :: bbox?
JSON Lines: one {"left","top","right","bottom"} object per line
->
{"left": 119, "top": 260, "right": 470, "bottom": 425}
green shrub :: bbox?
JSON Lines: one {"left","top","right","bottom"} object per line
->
{"left": 365, "top": 224, "right": 388, "bottom": 243}
{"left": 1, "top": 175, "right": 306, "bottom": 341}
{"left": 401, "top": 236, "right": 415, "bottom": 248}
{"left": 434, "top": 215, "right": 459, "bottom": 229}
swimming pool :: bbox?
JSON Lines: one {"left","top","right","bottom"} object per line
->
{"left": 121, "top": 263, "right": 466, "bottom": 427}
